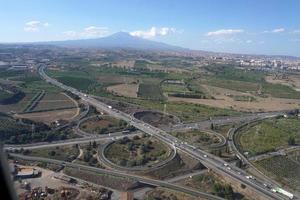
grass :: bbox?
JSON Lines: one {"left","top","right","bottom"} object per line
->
{"left": 105, "top": 135, "right": 170, "bottom": 167}
{"left": 129, "top": 99, "right": 242, "bottom": 122}
{"left": 162, "top": 83, "right": 189, "bottom": 93}
{"left": 0, "top": 90, "right": 13, "bottom": 100}
{"left": 238, "top": 117, "right": 300, "bottom": 156}
{"left": 171, "top": 131, "right": 220, "bottom": 148}
{"left": 254, "top": 154, "right": 300, "bottom": 192}
{"left": 26, "top": 145, "right": 79, "bottom": 162}
{"left": 79, "top": 115, "right": 127, "bottom": 134}
{"left": 137, "top": 83, "right": 164, "bottom": 100}
{"left": 262, "top": 82, "right": 300, "bottom": 99}
{"left": 33, "top": 92, "right": 77, "bottom": 112}
{"left": 202, "top": 77, "right": 259, "bottom": 93}
{"left": 178, "top": 171, "right": 242, "bottom": 199}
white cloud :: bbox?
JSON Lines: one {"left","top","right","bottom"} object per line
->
{"left": 24, "top": 21, "right": 49, "bottom": 32}
{"left": 293, "top": 30, "right": 300, "bottom": 34}
{"left": 130, "top": 27, "right": 176, "bottom": 39}
{"left": 206, "top": 29, "right": 244, "bottom": 37}
{"left": 63, "top": 26, "right": 108, "bottom": 39}
{"left": 263, "top": 28, "right": 285, "bottom": 33}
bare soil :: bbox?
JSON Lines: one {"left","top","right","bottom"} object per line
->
{"left": 169, "top": 84, "right": 300, "bottom": 112}
{"left": 106, "top": 83, "right": 138, "bottom": 98}
{"left": 16, "top": 108, "right": 79, "bottom": 124}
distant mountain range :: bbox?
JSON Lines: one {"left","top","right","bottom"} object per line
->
{"left": 38, "top": 32, "right": 186, "bottom": 51}
{"left": 0, "top": 32, "right": 299, "bottom": 60}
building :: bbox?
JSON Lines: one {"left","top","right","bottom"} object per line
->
{"left": 15, "top": 167, "right": 41, "bottom": 179}
{"left": 120, "top": 191, "right": 134, "bottom": 200}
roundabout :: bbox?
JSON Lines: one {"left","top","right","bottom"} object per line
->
{"left": 99, "top": 134, "right": 177, "bottom": 172}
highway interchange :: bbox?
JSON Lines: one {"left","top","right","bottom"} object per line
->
{"left": 10, "top": 64, "right": 293, "bottom": 199}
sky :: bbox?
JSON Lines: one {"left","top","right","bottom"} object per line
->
{"left": 1, "top": 0, "right": 300, "bottom": 56}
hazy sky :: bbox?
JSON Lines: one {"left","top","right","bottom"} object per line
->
{"left": 1, "top": 0, "right": 300, "bottom": 56}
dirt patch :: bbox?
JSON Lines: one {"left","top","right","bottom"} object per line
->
{"left": 107, "top": 83, "right": 138, "bottom": 98}
{"left": 169, "top": 84, "right": 300, "bottom": 112}
{"left": 16, "top": 108, "right": 79, "bottom": 124}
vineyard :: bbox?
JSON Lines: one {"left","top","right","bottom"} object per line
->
{"left": 23, "top": 90, "right": 45, "bottom": 112}
{"left": 33, "top": 92, "right": 77, "bottom": 112}
{"left": 255, "top": 155, "right": 300, "bottom": 192}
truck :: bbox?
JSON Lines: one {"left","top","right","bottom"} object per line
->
{"left": 272, "top": 187, "right": 294, "bottom": 199}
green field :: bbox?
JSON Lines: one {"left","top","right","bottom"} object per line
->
{"left": 26, "top": 145, "right": 79, "bottom": 162}
{"left": 137, "top": 83, "right": 164, "bottom": 100}
{"left": 254, "top": 153, "right": 300, "bottom": 192}
{"left": 0, "top": 90, "right": 13, "bottom": 100}
{"left": 33, "top": 92, "right": 77, "bottom": 112}
{"left": 79, "top": 116, "right": 127, "bottom": 134}
{"left": 238, "top": 118, "right": 300, "bottom": 156}
{"left": 105, "top": 135, "right": 170, "bottom": 167}
{"left": 129, "top": 98, "right": 242, "bottom": 122}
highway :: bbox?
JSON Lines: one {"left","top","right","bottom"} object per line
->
{"left": 169, "top": 112, "right": 284, "bottom": 132}
{"left": 39, "top": 65, "right": 288, "bottom": 200}
{"left": 5, "top": 131, "right": 141, "bottom": 150}
{"left": 9, "top": 153, "right": 225, "bottom": 200}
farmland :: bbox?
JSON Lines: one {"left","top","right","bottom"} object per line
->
{"left": 137, "top": 83, "right": 164, "bottom": 100}
{"left": 105, "top": 135, "right": 170, "bottom": 167}
{"left": 33, "top": 92, "right": 78, "bottom": 112}
{"left": 238, "top": 117, "right": 300, "bottom": 156}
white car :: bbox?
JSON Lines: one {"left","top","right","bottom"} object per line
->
{"left": 203, "top": 155, "right": 208, "bottom": 158}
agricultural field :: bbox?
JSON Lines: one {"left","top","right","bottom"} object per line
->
{"left": 265, "top": 74, "right": 300, "bottom": 92}
{"left": 25, "top": 145, "right": 79, "bottom": 162}
{"left": 0, "top": 89, "right": 14, "bottom": 101}
{"left": 106, "top": 83, "right": 138, "bottom": 98}
{"left": 33, "top": 92, "right": 78, "bottom": 112}
{"left": 254, "top": 153, "right": 300, "bottom": 193}
{"left": 169, "top": 84, "right": 300, "bottom": 112}
{"left": 171, "top": 131, "right": 221, "bottom": 148}
{"left": 79, "top": 115, "right": 128, "bottom": 134}
{"left": 129, "top": 98, "right": 242, "bottom": 123}
{"left": 238, "top": 117, "right": 300, "bottom": 156}
{"left": 16, "top": 108, "right": 79, "bottom": 124}
{"left": 105, "top": 135, "right": 170, "bottom": 167}
{"left": 137, "top": 83, "right": 164, "bottom": 100}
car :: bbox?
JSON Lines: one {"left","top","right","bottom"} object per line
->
{"left": 223, "top": 163, "right": 229, "bottom": 167}
{"left": 203, "top": 155, "right": 208, "bottom": 158}
{"left": 227, "top": 167, "right": 231, "bottom": 170}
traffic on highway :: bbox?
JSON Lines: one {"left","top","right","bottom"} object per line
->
{"left": 38, "top": 65, "right": 293, "bottom": 200}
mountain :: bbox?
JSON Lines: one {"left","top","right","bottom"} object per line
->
{"left": 41, "top": 32, "right": 186, "bottom": 51}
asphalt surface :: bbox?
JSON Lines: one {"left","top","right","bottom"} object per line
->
{"left": 38, "top": 65, "right": 288, "bottom": 200}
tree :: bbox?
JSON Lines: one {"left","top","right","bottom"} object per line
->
{"left": 92, "top": 140, "right": 97, "bottom": 148}
{"left": 48, "top": 150, "right": 56, "bottom": 156}
{"left": 210, "top": 123, "right": 215, "bottom": 130}
{"left": 288, "top": 136, "right": 296, "bottom": 145}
